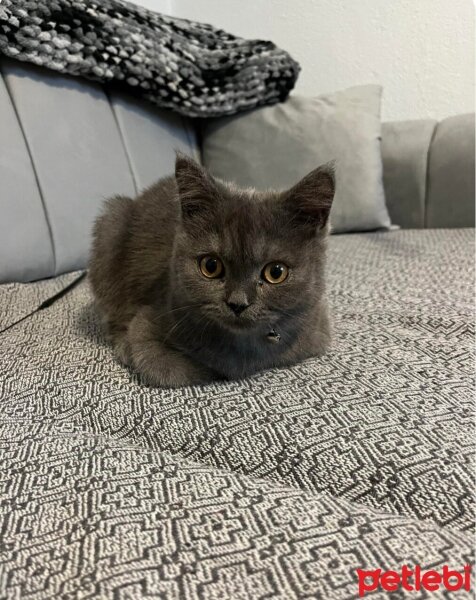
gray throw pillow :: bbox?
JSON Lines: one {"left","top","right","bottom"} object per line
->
{"left": 201, "top": 85, "right": 391, "bottom": 233}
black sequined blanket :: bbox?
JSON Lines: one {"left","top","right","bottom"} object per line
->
{"left": 0, "top": 0, "right": 300, "bottom": 117}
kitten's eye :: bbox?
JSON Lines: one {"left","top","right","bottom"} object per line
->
{"left": 199, "top": 256, "right": 224, "bottom": 279}
{"left": 262, "top": 262, "right": 289, "bottom": 284}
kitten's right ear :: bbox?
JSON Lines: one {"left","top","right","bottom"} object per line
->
{"left": 284, "top": 161, "right": 336, "bottom": 232}
{"left": 175, "top": 153, "right": 218, "bottom": 221}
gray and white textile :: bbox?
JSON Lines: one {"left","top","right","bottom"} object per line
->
{"left": 1, "top": 229, "right": 474, "bottom": 598}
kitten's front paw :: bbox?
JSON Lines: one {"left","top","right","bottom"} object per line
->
{"left": 125, "top": 306, "right": 218, "bottom": 388}
{"left": 135, "top": 360, "right": 218, "bottom": 388}
{"left": 130, "top": 343, "right": 217, "bottom": 388}
{"left": 138, "top": 370, "right": 215, "bottom": 389}
{"left": 113, "top": 335, "right": 132, "bottom": 366}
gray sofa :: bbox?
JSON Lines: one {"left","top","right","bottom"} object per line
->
{"left": 0, "top": 57, "right": 474, "bottom": 599}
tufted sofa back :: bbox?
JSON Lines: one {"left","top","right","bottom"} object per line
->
{"left": 0, "top": 58, "right": 197, "bottom": 283}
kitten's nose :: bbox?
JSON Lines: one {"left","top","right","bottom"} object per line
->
{"left": 225, "top": 291, "right": 250, "bottom": 316}
{"left": 226, "top": 301, "right": 249, "bottom": 316}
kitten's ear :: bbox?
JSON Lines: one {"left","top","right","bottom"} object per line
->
{"left": 284, "top": 162, "right": 336, "bottom": 232}
{"left": 175, "top": 153, "right": 218, "bottom": 220}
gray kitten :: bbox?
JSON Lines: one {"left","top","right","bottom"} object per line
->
{"left": 89, "top": 154, "right": 335, "bottom": 387}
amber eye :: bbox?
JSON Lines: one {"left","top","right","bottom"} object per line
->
{"left": 199, "top": 256, "right": 224, "bottom": 279}
{"left": 262, "top": 262, "right": 289, "bottom": 284}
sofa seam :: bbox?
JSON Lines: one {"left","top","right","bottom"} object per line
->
{"left": 423, "top": 120, "right": 439, "bottom": 229}
{"left": 105, "top": 88, "right": 140, "bottom": 196}
{"left": 180, "top": 115, "right": 201, "bottom": 163}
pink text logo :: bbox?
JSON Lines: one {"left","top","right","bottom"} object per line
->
{"left": 356, "top": 565, "right": 472, "bottom": 597}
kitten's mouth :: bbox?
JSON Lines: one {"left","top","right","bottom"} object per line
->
{"left": 223, "top": 315, "right": 257, "bottom": 331}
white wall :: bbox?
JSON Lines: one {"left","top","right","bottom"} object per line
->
{"left": 133, "top": 0, "right": 475, "bottom": 122}
{"left": 134, "top": 0, "right": 171, "bottom": 14}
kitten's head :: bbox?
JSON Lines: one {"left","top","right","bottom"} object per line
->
{"left": 172, "top": 154, "right": 335, "bottom": 333}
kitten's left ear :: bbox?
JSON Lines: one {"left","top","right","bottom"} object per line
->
{"left": 175, "top": 153, "right": 219, "bottom": 220}
{"left": 284, "top": 162, "right": 336, "bottom": 231}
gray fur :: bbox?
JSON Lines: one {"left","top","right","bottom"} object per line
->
{"left": 89, "top": 154, "right": 335, "bottom": 387}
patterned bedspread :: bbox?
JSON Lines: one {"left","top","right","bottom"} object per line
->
{"left": 0, "top": 229, "right": 474, "bottom": 599}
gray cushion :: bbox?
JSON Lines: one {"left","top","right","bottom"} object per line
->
{"left": 426, "top": 113, "right": 475, "bottom": 228}
{"left": 381, "top": 119, "right": 437, "bottom": 228}
{"left": 201, "top": 85, "right": 391, "bottom": 233}
{"left": 0, "top": 58, "right": 198, "bottom": 284}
